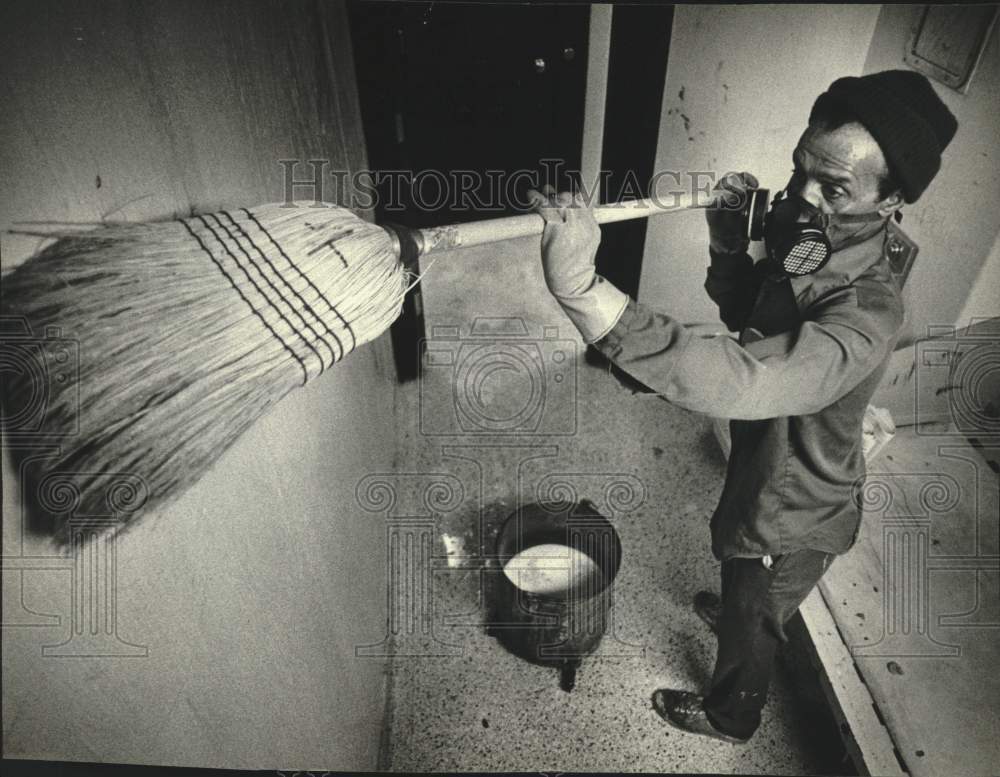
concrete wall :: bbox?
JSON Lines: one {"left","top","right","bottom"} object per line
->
{"left": 956, "top": 231, "right": 1000, "bottom": 328}
{"left": 637, "top": 5, "right": 883, "bottom": 323}
{"left": 1, "top": 1, "right": 394, "bottom": 769}
{"left": 863, "top": 4, "right": 1000, "bottom": 341}
{"left": 637, "top": 3, "right": 1000, "bottom": 342}
{"left": 860, "top": 5, "right": 999, "bottom": 422}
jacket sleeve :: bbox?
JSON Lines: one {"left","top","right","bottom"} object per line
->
{"left": 704, "top": 248, "right": 763, "bottom": 333}
{"left": 592, "top": 285, "right": 902, "bottom": 421}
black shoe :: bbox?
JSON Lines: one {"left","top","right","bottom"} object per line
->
{"left": 694, "top": 590, "right": 722, "bottom": 634}
{"left": 651, "top": 689, "right": 749, "bottom": 745}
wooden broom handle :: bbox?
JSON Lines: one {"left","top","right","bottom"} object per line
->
{"left": 414, "top": 192, "right": 707, "bottom": 257}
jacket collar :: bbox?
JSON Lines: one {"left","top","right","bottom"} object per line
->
{"left": 788, "top": 223, "right": 889, "bottom": 310}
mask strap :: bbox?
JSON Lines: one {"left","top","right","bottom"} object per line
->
{"left": 777, "top": 188, "right": 889, "bottom": 225}
{"left": 833, "top": 209, "right": 888, "bottom": 225}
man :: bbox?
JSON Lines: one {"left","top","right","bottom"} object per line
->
{"left": 529, "top": 70, "right": 957, "bottom": 744}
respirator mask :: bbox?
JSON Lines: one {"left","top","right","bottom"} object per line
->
{"left": 738, "top": 187, "right": 886, "bottom": 277}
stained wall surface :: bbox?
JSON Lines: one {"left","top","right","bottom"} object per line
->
{"left": 1, "top": 1, "right": 395, "bottom": 769}
{"left": 861, "top": 4, "right": 1000, "bottom": 341}
{"left": 637, "top": 5, "right": 882, "bottom": 324}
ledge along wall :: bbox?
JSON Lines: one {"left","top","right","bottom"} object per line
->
{"left": 1, "top": 1, "right": 396, "bottom": 769}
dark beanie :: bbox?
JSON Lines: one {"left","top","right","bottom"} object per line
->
{"left": 809, "top": 69, "right": 958, "bottom": 202}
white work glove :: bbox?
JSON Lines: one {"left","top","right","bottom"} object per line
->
{"left": 528, "top": 187, "right": 629, "bottom": 343}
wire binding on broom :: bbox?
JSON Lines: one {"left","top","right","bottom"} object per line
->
{"left": 0, "top": 202, "right": 408, "bottom": 544}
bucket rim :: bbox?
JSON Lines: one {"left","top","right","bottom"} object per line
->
{"left": 494, "top": 500, "right": 622, "bottom": 600}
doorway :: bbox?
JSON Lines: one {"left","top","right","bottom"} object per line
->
{"left": 348, "top": 1, "right": 589, "bottom": 228}
{"left": 348, "top": 1, "right": 590, "bottom": 381}
{"left": 348, "top": 2, "right": 671, "bottom": 380}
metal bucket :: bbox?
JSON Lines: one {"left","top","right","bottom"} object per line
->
{"left": 488, "top": 500, "right": 622, "bottom": 691}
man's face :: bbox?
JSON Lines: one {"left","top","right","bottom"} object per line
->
{"left": 788, "top": 122, "right": 902, "bottom": 249}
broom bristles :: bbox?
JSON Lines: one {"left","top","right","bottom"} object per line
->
{"left": 0, "top": 202, "right": 407, "bottom": 542}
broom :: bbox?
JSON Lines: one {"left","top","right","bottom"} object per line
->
{"left": 0, "top": 191, "right": 740, "bottom": 540}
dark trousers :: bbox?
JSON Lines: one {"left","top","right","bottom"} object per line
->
{"left": 703, "top": 549, "right": 836, "bottom": 740}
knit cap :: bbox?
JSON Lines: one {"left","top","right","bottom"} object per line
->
{"left": 810, "top": 69, "right": 958, "bottom": 202}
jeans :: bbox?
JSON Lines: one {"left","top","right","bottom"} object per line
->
{"left": 703, "top": 548, "right": 836, "bottom": 740}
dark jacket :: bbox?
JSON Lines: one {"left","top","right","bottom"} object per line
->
{"left": 593, "top": 227, "right": 905, "bottom": 560}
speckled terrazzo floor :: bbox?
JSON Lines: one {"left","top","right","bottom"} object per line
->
{"left": 381, "top": 235, "right": 848, "bottom": 774}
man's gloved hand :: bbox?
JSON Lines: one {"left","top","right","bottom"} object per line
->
{"left": 705, "top": 171, "right": 758, "bottom": 255}
{"left": 528, "top": 186, "right": 629, "bottom": 343}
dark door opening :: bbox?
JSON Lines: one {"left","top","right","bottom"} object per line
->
{"left": 348, "top": 3, "right": 674, "bottom": 383}
{"left": 348, "top": 1, "right": 590, "bottom": 380}
{"left": 349, "top": 1, "right": 589, "bottom": 227}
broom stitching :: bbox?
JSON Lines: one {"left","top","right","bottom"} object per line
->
{"left": 240, "top": 207, "right": 357, "bottom": 353}
{"left": 207, "top": 212, "right": 336, "bottom": 373}
{"left": 214, "top": 211, "right": 338, "bottom": 367}
{"left": 242, "top": 207, "right": 357, "bottom": 352}
{"left": 195, "top": 214, "right": 325, "bottom": 381}
{"left": 179, "top": 217, "right": 309, "bottom": 385}
{"left": 306, "top": 231, "right": 352, "bottom": 265}
{"left": 202, "top": 213, "right": 326, "bottom": 368}
{"left": 219, "top": 210, "right": 344, "bottom": 368}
